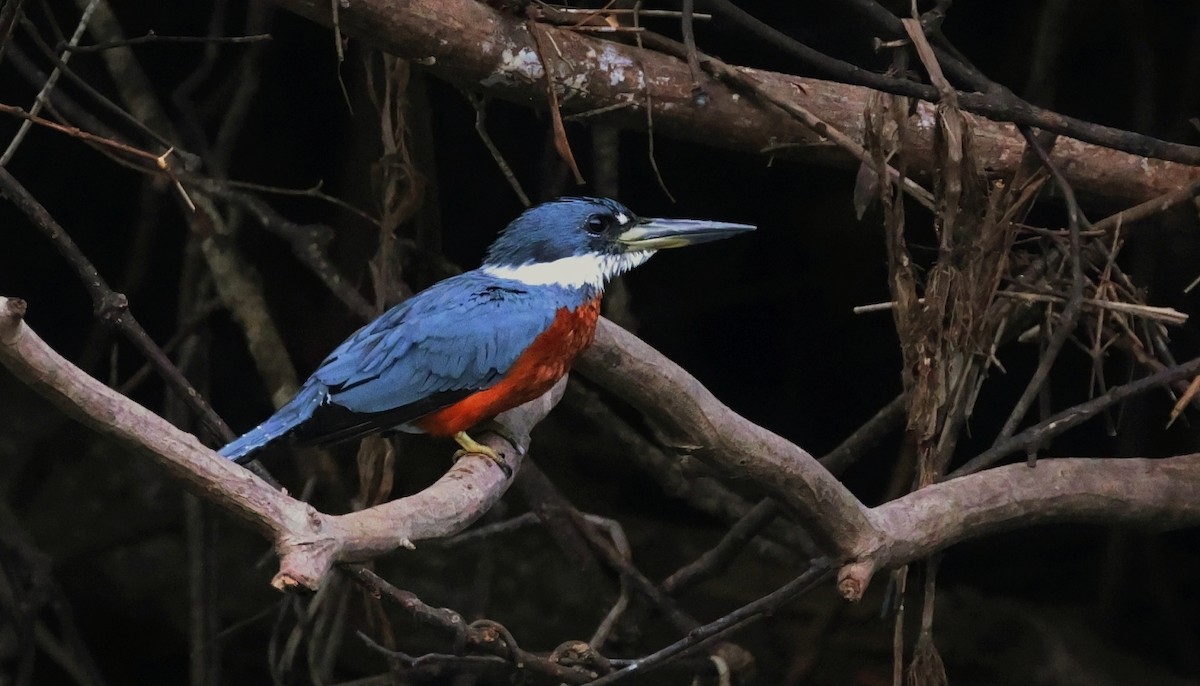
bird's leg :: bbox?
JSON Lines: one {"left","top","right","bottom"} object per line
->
{"left": 453, "top": 430, "right": 513, "bottom": 478}
{"left": 477, "top": 419, "right": 522, "bottom": 453}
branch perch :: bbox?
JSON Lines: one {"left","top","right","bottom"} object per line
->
{"left": 4, "top": 295, "right": 1199, "bottom": 600}
{"left": 0, "top": 296, "right": 562, "bottom": 591}
{"left": 578, "top": 318, "right": 1200, "bottom": 598}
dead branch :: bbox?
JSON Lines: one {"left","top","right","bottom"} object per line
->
{"left": 4, "top": 289, "right": 1199, "bottom": 603}
{"left": 264, "top": 0, "right": 1199, "bottom": 204}
{"left": 0, "top": 296, "right": 561, "bottom": 592}
{"left": 577, "top": 318, "right": 1200, "bottom": 598}
{"left": 345, "top": 566, "right": 601, "bottom": 684}
{"left": 579, "top": 318, "right": 884, "bottom": 559}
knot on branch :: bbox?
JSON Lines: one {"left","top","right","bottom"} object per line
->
{"left": 95, "top": 291, "right": 129, "bottom": 323}
{"left": 468, "top": 619, "right": 522, "bottom": 664}
{"left": 0, "top": 297, "right": 28, "bottom": 344}
{"left": 836, "top": 560, "right": 876, "bottom": 602}
{"left": 272, "top": 529, "right": 343, "bottom": 592}
{"left": 550, "top": 640, "right": 611, "bottom": 676}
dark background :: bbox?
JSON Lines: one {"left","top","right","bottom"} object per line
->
{"left": 1, "top": 1, "right": 1199, "bottom": 684}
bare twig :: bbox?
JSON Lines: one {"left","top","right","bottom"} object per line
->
{"left": 191, "top": 179, "right": 376, "bottom": 321}
{"left": 61, "top": 31, "right": 272, "bottom": 52}
{"left": 579, "top": 319, "right": 883, "bottom": 559}
{"left": 587, "top": 562, "right": 834, "bottom": 686}
{"left": 995, "top": 291, "right": 1187, "bottom": 325}
{"left": 639, "top": 30, "right": 937, "bottom": 212}
{"left": 660, "top": 499, "right": 780, "bottom": 595}
{"left": 680, "top": 0, "right": 705, "bottom": 100}
{"left": 343, "top": 565, "right": 598, "bottom": 684}
{"left": 0, "top": 168, "right": 234, "bottom": 445}
{"left": 0, "top": 0, "right": 98, "bottom": 165}
{"left": 708, "top": 0, "right": 1200, "bottom": 165}
{"left": 992, "top": 130, "right": 1085, "bottom": 449}
{"left": 463, "top": 91, "right": 531, "bottom": 207}
{"left": 527, "top": 21, "right": 585, "bottom": 184}
{"left": 954, "top": 353, "right": 1200, "bottom": 477}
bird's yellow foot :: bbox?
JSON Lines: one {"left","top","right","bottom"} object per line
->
{"left": 453, "top": 430, "right": 513, "bottom": 478}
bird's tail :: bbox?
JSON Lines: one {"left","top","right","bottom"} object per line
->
{"left": 218, "top": 384, "right": 326, "bottom": 463}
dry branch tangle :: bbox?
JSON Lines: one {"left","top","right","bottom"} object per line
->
{"left": 267, "top": 0, "right": 1200, "bottom": 204}
{"left": 0, "top": 296, "right": 555, "bottom": 591}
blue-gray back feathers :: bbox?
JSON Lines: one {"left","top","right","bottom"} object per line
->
{"left": 218, "top": 272, "right": 588, "bottom": 462}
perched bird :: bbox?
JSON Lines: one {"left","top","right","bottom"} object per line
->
{"left": 219, "top": 197, "right": 754, "bottom": 473}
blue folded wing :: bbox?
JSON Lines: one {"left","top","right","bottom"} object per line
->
{"left": 219, "top": 273, "right": 565, "bottom": 462}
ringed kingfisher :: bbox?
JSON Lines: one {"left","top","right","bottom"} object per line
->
{"left": 218, "top": 197, "right": 754, "bottom": 473}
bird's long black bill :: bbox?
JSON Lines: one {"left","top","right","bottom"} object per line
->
{"left": 616, "top": 217, "right": 756, "bottom": 250}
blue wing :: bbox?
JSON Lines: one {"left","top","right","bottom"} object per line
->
{"left": 219, "top": 272, "right": 566, "bottom": 462}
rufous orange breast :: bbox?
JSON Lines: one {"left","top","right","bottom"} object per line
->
{"left": 415, "top": 297, "right": 602, "bottom": 436}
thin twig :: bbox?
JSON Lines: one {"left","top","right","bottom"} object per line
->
{"left": 61, "top": 31, "right": 272, "bottom": 52}
{"left": 586, "top": 562, "right": 833, "bottom": 686}
{"left": 193, "top": 179, "right": 376, "bottom": 321}
{"left": 632, "top": 2, "right": 675, "bottom": 202}
{"left": 342, "top": 565, "right": 598, "bottom": 684}
{"left": 995, "top": 291, "right": 1187, "bottom": 325}
{"left": 993, "top": 130, "right": 1086, "bottom": 449}
{"left": 462, "top": 91, "right": 531, "bottom": 207}
{"left": 660, "top": 499, "right": 780, "bottom": 595}
{"left": 706, "top": 0, "right": 1200, "bottom": 165}
{"left": 223, "top": 179, "right": 381, "bottom": 229}
{"left": 952, "top": 353, "right": 1200, "bottom": 477}
{"left": 680, "top": 0, "right": 706, "bottom": 101}
{"left": 0, "top": 167, "right": 234, "bottom": 445}
{"left": 526, "top": 21, "right": 584, "bottom": 184}
{"left": 17, "top": 15, "right": 181, "bottom": 155}
{"left": 635, "top": 31, "right": 937, "bottom": 211}
{"left": 0, "top": 0, "right": 98, "bottom": 166}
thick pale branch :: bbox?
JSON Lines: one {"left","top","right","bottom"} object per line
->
{"left": 0, "top": 296, "right": 307, "bottom": 536}
{"left": 581, "top": 317, "right": 1200, "bottom": 600}
{"left": 266, "top": 0, "right": 1200, "bottom": 204}
{"left": 579, "top": 318, "right": 883, "bottom": 559}
{"left": 871, "top": 454, "right": 1200, "bottom": 568}
{"left": 0, "top": 296, "right": 560, "bottom": 591}
{"left": 8, "top": 293, "right": 1199, "bottom": 600}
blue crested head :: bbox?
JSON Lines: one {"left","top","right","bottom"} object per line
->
{"left": 483, "top": 197, "right": 635, "bottom": 268}
{"left": 479, "top": 197, "right": 756, "bottom": 291}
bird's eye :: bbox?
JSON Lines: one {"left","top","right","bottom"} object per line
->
{"left": 585, "top": 215, "right": 609, "bottom": 235}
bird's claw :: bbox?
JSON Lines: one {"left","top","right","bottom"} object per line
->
{"left": 452, "top": 430, "right": 513, "bottom": 478}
